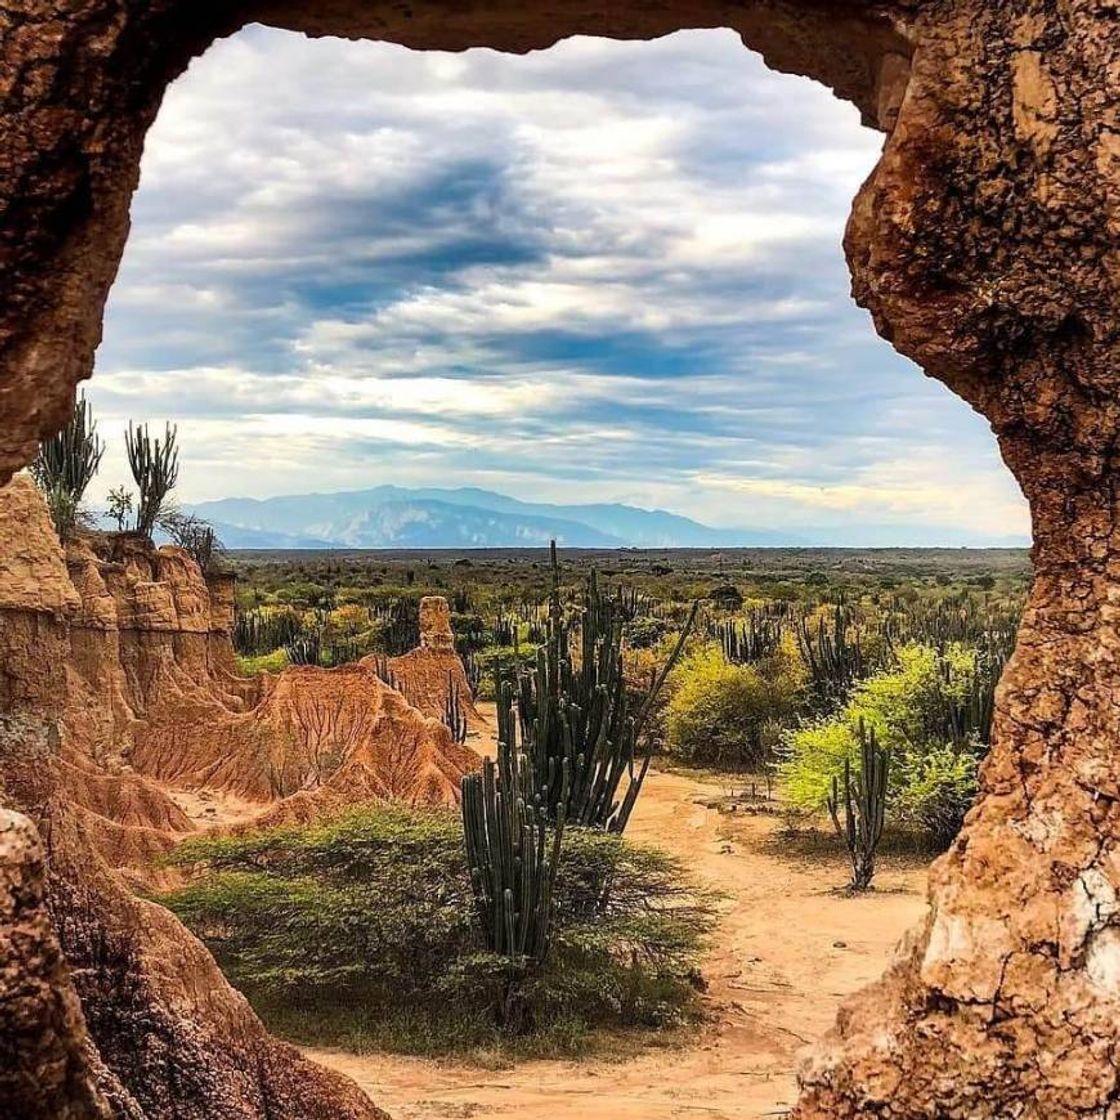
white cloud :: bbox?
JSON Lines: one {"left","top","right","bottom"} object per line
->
{"left": 87, "top": 26, "right": 1029, "bottom": 542}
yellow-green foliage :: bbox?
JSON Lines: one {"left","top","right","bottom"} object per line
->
{"left": 666, "top": 642, "right": 802, "bottom": 769}
{"left": 781, "top": 643, "right": 987, "bottom": 846}
{"left": 236, "top": 648, "right": 290, "bottom": 675}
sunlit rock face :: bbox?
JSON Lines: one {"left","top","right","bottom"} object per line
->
{"left": 2, "top": 1, "right": 1120, "bottom": 1116}
{"left": 0, "top": 478, "right": 465, "bottom": 1119}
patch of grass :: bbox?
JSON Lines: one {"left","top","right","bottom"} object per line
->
{"left": 761, "top": 820, "right": 936, "bottom": 869}
{"left": 248, "top": 978, "right": 699, "bottom": 1065}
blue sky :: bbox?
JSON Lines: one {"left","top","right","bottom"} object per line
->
{"left": 87, "top": 26, "right": 1029, "bottom": 544}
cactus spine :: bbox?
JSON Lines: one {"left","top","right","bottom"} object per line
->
{"left": 827, "top": 719, "right": 889, "bottom": 891}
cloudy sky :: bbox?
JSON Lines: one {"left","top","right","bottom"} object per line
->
{"left": 87, "top": 25, "right": 1028, "bottom": 544}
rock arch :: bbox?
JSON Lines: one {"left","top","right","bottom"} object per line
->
{"left": 2, "top": 1, "right": 1118, "bottom": 1116}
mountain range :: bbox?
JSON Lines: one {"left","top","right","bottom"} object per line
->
{"left": 187, "top": 486, "right": 797, "bottom": 549}
{"left": 184, "top": 485, "right": 1029, "bottom": 550}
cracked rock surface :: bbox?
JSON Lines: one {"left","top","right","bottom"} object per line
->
{"left": 2, "top": 1, "right": 1120, "bottom": 1116}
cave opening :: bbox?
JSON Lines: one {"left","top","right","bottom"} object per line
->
{"left": 3, "top": 4, "right": 1117, "bottom": 1119}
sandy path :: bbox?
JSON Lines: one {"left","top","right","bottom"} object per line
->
{"left": 307, "top": 759, "right": 928, "bottom": 1120}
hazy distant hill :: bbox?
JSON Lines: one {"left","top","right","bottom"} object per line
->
{"left": 186, "top": 485, "right": 1029, "bottom": 549}
{"left": 188, "top": 486, "right": 793, "bottom": 549}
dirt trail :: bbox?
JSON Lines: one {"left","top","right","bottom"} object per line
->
{"left": 308, "top": 751, "right": 928, "bottom": 1120}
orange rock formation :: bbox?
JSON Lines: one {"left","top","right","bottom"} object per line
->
{"left": 0, "top": 476, "right": 480, "bottom": 1118}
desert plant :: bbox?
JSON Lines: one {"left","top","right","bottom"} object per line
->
{"left": 781, "top": 642, "right": 993, "bottom": 848}
{"left": 161, "top": 510, "right": 223, "bottom": 574}
{"left": 797, "top": 604, "right": 867, "bottom": 709}
{"left": 374, "top": 598, "right": 420, "bottom": 655}
{"left": 234, "top": 607, "right": 302, "bottom": 656}
{"left": 443, "top": 672, "right": 468, "bottom": 745}
{"left": 29, "top": 392, "right": 105, "bottom": 540}
{"left": 513, "top": 543, "right": 696, "bottom": 833}
{"left": 106, "top": 486, "right": 133, "bottom": 532}
{"left": 665, "top": 645, "right": 802, "bottom": 770}
{"left": 125, "top": 421, "right": 179, "bottom": 538}
{"left": 462, "top": 727, "right": 568, "bottom": 967}
{"left": 284, "top": 631, "right": 322, "bottom": 666}
{"left": 827, "top": 719, "right": 889, "bottom": 891}
{"left": 162, "top": 803, "right": 714, "bottom": 1055}
{"left": 717, "top": 614, "right": 782, "bottom": 664}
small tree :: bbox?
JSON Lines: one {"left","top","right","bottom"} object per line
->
{"left": 827, "top": 720, "right": 889, "bottom": 891}
{"left": 106, "top": 487, "right": 134, "bottom": 532}
{"left": 161, "top": 510, "right": 223, "bottom": 574}
{"left": 126, "top": 421, "right": 179, "bottom": 538}
{"left": 30, "top": 392, "right": 104, "bottom": 540}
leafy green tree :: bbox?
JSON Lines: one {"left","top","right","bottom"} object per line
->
{"left": 106, "top": 486, "right": 133, "bottom": 531}
{"left": 781, "top": 642, "right": 996, "bottom": 847}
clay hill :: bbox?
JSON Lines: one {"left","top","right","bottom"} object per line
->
{"left": 0, "top": 474, "right": 482, "bottom": 1118}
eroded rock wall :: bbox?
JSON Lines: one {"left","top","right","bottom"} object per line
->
{"left": 0, "top": 477, "right": 478, "bottom": 856}
{"left": 0, "top": 717, "right": 386, "bottom": 1120}
{"left": 4, "top": 0, "right": 1120, "bottom": 1116}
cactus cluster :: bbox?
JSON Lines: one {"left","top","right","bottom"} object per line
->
{"left": 125, "top": 420, "right": 180, "bottom": 539}
{"left": 234, "top": 608, "right": 302, "bottom": 656}
{"left": 797, "top": 604, "right": 867, "bottom": 708}
{"left": 284, "top": 632, "right": 322, "bottom": 666}
{"left": 717, "top": 615, "right": 781, "bottom": 664}
{"left": 461, "top": 731, "right": 568, "bottom": 963}
{"left": 373, "top": 599, "right": 421, "bottom": 656}
{"left": 30, "top": 392, "right": 105, "bottom": 541}
{"left": 827, "top": 719, "right": 889, "bottom": 891}
{"left": 512, "top": 543, "right": 695, "bottom": 833}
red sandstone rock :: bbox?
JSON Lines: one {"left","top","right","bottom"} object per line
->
{"left": 0, "top": 478, "right": 461, "bottom": 1119}
{"left": 0, "top": 716, "right": 386, "bottom": 1120}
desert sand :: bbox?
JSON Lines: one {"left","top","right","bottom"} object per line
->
{"left": 309, "top": 745, "right": 928, "bottom": 1120}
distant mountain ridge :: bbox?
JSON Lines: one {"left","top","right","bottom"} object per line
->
{"left": 184, "top": 485, "right": 1030, "bottom": 550}
{"left": 187, "top": 486, "right": 796, "bottom": 550}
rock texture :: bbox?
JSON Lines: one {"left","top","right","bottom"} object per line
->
{"left": 0, "top": 805, "right": 112, "bottom": 1120}
{"left": 0, "top": 716, "right": 386, "bottom": 1120}
{"left": 367, "top": 595, "right": 486, "bottom": 731}
{"left": 0, "top": 477, "right": 478, "bottom": 1119}
{"left": 3, "top": 1, "right": 1120, "bottom": 1116}
{"left": 0, "top": 478, "right": 476, "bottom": 863}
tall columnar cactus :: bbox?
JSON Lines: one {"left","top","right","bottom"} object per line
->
{"left": 827, "top": 719, "right": 890, "bottom": 891}
{"left": 797, "top": 603, "right": 866, "bottom": 709}
{"left": 443, "top": 671, "right": 468, "bottom": 745}
{"left": 717, "top": 614, "right": 781, "bottom": 664}
{"left": 30, "top": 391, "right": 105, "bottom": 540}
{"left": 461, "top": 720, "right": 568, "bottom": 964}
{"left": 514, "top": 542, "right": 696, "bottom": 833}
{"left": 125, "top": 420, "right": 179, "bottom": 539}
{"left": 284, "top": 631, "right": 322, "bottom": 667}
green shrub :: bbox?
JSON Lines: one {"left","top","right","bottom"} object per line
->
{"left": 780, "top": 643, "right": 993, "bottom": 847}
{"left": 235, "top": 648, "right": 290, "bottom": 675}
{"left": 665, "top": 645, "right": 802, "bottom": 769}
{"left": 160, "top": 804, "right": 714, "bottom": 1056}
